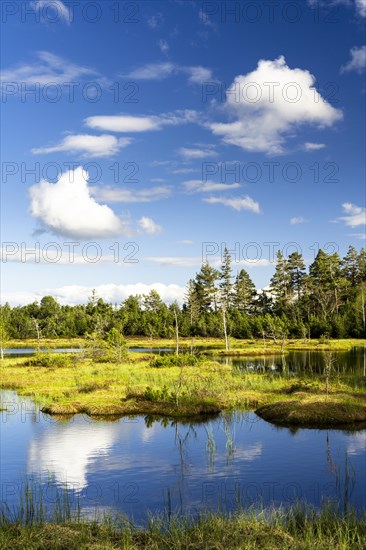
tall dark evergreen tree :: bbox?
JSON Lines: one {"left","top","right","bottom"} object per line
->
{"left": 219, "top": 247, "right": 233, "bottom": 309}
{"left": 233, "top": 269, "right": 256, "bottom": 313}
{"left": 269, "top": 251, "right": 291, "bottom": 310}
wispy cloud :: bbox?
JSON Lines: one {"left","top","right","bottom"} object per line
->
{"left": 0, "top": 51, "right": 97, "bottom": 85}
{"left": 341, "top": 45, "right": 366, "bottom": 74}
{"left": 183, "top": 179, "right": 240, "bottom": 193}
{"left": 304, "top": 142, "right": 326, "bottom": 151}
{"left": 158, "top": 39, "right": 169, "bottom": 54}
{"left": 85, "top": 110, "right": 198, "bottom": 133}
{"left": 91, "top": 186, "right": 171, "bottom": 203}
{"left": 125, "top": 62, "right": 213, "bottom": 83}
{"left": 290, "top": 216, "right": 307, "bottom": 225}
{"left": 30, "top": 0, "right": 71, "bottom": 25}
{"left": 126, "top": 62, "right": 175, "bottom": 80}
{"left": 338, "top": 202, "right": 366, "bottom": 227}
{"left": 138, "top": 217, "right": 162, "bottom": 235}
{"left": 32, "top": 134, "right": 132, "bottom": 158}
{"left": 203, "top": 196, "right": 261, "bottom": 213}
{"left": 147, "top": 13, "right": 164, "bottom": 29}
{"left": 178, "top": 147, "right": 217, "bottom": 159}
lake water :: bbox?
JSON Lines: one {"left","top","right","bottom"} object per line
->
{"left": 1, "top": 389, "right": 365, "bottom": 523}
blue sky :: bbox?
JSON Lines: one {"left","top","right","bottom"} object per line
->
{"left": 1, "top": 0, "right": 365, "bottom": 305}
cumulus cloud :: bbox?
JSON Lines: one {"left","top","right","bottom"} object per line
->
{"left": 29, "top": 167, "right": 128, "bottom": 239}
{"left": 30, "top": 0, "right": 71, "bottom": 24}
{"left": 138, "top": 216, "right": 162, "bottom": 235}
{"left": 85, "top": 110, "right": 198, "bottom": 133}
{"left": 183, "top": 179, "right": 240, "bottom": 192}
{"left": 341, "top": 45, "right": 366, "bottom": 74}
{"left": 290, "top": 216, "right": 307, "bottom": 225}
{"left": 304, "top": 142, "right": 326, "bottom": 150}
{"left": 1, "top": 51, "right": 97, "bottom": 85}
{"left": 178, "top": 147, "right": 217, "bottom": 159}
{"left": 338, "top": 203, "right": 366, "bottom": 227}
{"left": 208, "top": 56, "right": 342, "bottom": 155}
{"left": 91, "top": 185, "right": 171, "bottom": 203}
{"left": 203, "top": 196, "right": 261, "bottom": 213}
{"left": 31, "top": 134, "right": 132, "bottom": 158}
{"left": 1, "top": 284, "right": 186, "bottom": 307}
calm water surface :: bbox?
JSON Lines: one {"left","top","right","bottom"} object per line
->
{"left": 1, "top": 389, "right": 365, "bottom": 522}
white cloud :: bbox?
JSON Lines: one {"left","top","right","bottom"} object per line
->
{"left": 0, "top": 51, "right": 97, "bottom": 85}
{"left": 125, "top": 62, "right": 212, "bottom": 83}
{"left": 304, "top": 142, "right": 326, "bottom": 150}
{"left": 147, "top": 13, "right": 164, "bottom": 29}
{"left": 290, "top": 216, "right": 307, "bottom": 225}
{"left": 91, "top": 186, "right": 171, "bottom": 203}
{"left": 172, "top": 168, "right": 197, "bottom": 174}
{"left": 127, "top": 62, "right": 175, "bottom": 80}
{"left": 146, "top": 256, "right": 202, "bottom": 267}
{"left": 198, "top": 8, "right": 216, "bottom": 28}
{"left": 203, "top": 196, "right": 261, "bottom": 213}
{"left": 85, "top": 114, "right": 162, "bottom": 132}
{"left": 183, "top": 179, "right": 240, "bottom": 192}
{"left": 338, "top": 203, "right": 366, "bottom": 227}
{"left": 181, "top": 66, "right": 213, "bottom": 83}
{"left": 146, "top": 256, "right": 271, "bottom": 268}
{"left": 307, "top": 0, "right": 365, "bottom": 18}
{"left": 28, "top": 423, "right": 117, "bottom": 489}
{"left": 348, "top": 232, "right": 366, "bottom": 240}
{"left": 158, "top": 39, "right": 169, "bottom": 54}
{"left": 341, "top": 45, "right": 366, "bottom": 74}
{"left": 1, "top": 284, "right": 186, "bottom": 307}
{"left": 31, "top": 134, "right": 132, "bottom": 158}
{"left": 178, "top": 147, "right": 217, "bottom": 159}
{"left": 355, "top": 0, "right": 366, "bottom": 17}
{"left": 85, "top": 110, "right": 198, "bottom": 133}
{"left": 138, "top": 216, "right": 162, "bottom": 235}
{"left": 0, "top": 246, "right": 117, "bottom": 265}
{"left": 209, "top": 56, "right": 342, "bottom": 155}
{"left": 29, "top": 167, "right": 130, "bottom": 239}
{"left": 30, "top": 0, "right": 71, "bottom": 24}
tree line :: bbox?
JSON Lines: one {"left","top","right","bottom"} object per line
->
{"left": 1, "top": 245, "right": 365, "bottom": 343}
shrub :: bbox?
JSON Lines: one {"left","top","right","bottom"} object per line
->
{"left": 149, "top": 353, "right": 201, "bottom": 368}
{"left": 25, "top": 352, "right": 73, "bottom": 368}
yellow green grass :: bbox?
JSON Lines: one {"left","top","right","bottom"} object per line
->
{"left": 2, "top": 505, "right": 365, "bottom": 550}
{"left": 1, "top": 352, "right": 365, "bottom": 425}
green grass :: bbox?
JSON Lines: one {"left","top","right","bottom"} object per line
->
{"left": 1, "top": 351, "right": 366, "bottom": 425}
{"left": 1, "top": 493, "right": 365, "bottom": 550}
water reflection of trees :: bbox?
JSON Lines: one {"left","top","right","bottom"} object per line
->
{"left": 325, "top": 431, "right": 356, "bottom": 514}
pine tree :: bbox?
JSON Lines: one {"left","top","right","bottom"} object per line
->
{"left": 269, "top": 251, "right": 291, "bottom": 310}
{"left": 342, "top": 245, "right": 359, "bottom": 286}
{"left": 194, "top": 263, "right": 219, "bottom": 312}
{"left": 287, "top": 252, "right": 306, "bottom": 301}
{"left": 233, "top": 269, "right": 256, "bottom": 313}
{"left": 185, "top": 279, "right": 200, "bottom": 327}
{"left": 219, "top": 247, "right": 233, "bottom": 309}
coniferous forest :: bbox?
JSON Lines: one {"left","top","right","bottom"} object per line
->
{"left": 1, "top": 245, "right": 365, "bottom": 341}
